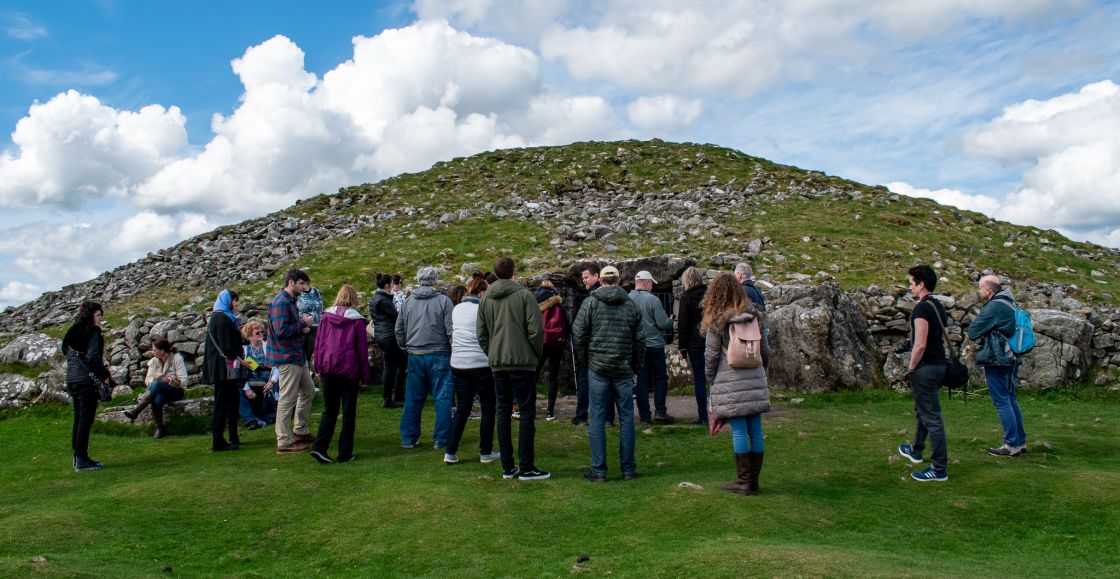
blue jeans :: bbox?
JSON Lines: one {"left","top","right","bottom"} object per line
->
{"left": 687, "top": 346, "right": 708, "bottom": 422}
{"left": 635, "top": 346, "right": 668, "bottom": 420}
{"left": 576, "top": 358, "right": 614, "bottom": 423}
{"left": 588, "top": 370, "right": 636, "bottom": 477}
{"left": 985, "top": 365, "right": 1026, "bottom": 447}
{"left": 239, "top": 384, "right": 277, "bottom": 426}
{"left": 728, "top": 414, "right": 764, "bottom": 453}
{"left": 400, "top": 352, "right": 453, "bottom": 447}
{"left": 147, "top": 380, "right": 184, "bottom": 408}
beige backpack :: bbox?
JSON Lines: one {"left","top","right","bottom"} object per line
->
{"left": 726, "top": 314, "right": 763, "bottom": 368}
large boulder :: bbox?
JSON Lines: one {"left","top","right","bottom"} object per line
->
{"left": 766, "top": 283, "right": 877, "bottom": 391}
{"left": 1016, "top": 309, "right": 1094, "bottom": 387}
{"left": 0, "top": 375, "right": 40, "bottom": 409}
{"left": 0, "top": 333, "right": 60, "bottom": 365}
{"left": 99, "top": 395, "right": 214, "bottom": 424}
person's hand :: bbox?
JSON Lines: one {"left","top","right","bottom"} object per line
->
{"left": 301, "top": 314, "right": 313, "bottom": 326}
{"left": 244, "top": 389, "right": 256, "bottom": 400}
{"left": 302, "top": 327, "right": 311, "bottom": 334}
{"left": 264, "top": 381, "right": 275, "bottom": 394}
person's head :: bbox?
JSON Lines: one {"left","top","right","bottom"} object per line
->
{"left": 376, "top": 273, "right": 393, "bottom": 290}
{"left": 484, "top": 272, "right": 498, "bottom": 284}
{"left": 680, "top": 267, "right": 704, "bottom": 291}
{"left": 734, "top": 262, "right": 753, "bottom": 283}
{"left": 76, "top": 300, "right": 104, "bottom": 327}
{"left": 494, "top": 257, "right": 516, "bottom": 280}
{"left": 908, "top": 265, "right": 937, "bottom": 298}
{"left": 467, "top": 277, "right": 488, "bottom": 297}
{"left": 151, "top": 339, "right": 175, "bottom": 361}
{"left": 416, "top": 266, "right": 438, "bottom": 286}
{"left": 538, "top": 279, "right": 555, "bottom": 290}
{"left": 600, "top": 265, "right": 620, "bottom": 287}
{"left": 333, "top": 284, "right": 359, "bottom": 309}
{"left": 448, "top": 285, "right": 467, "bottom": 305}
{"left": 978, "top": 275, "right": 1002, "bottom": 301}
{"left": 241, "top": 321, "right": 266, "bottom": 343}
{"left": 701, "top": 273, "right": 749, "bottom": 333}
{"left": 634, "top": 270, "right": 655, "bottom": 291}
{"left": 285, "top": 269, "right": 310, "bottom": 296}
{"left": 391, "top": 274, "right": 402, "bottom": 291}
{"left": 581, "top": 264, "right": 601, "bottom": 290}
{"left": 215, "top": 289, "right": 240, "bottom": 313}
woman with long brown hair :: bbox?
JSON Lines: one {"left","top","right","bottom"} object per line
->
{"left": 702, "top": 273, "right": 770, "bottom": 495}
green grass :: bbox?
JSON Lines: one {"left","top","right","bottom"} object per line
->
{"left": 1, "top": 389, "right": 1117, "bottom": 577}
{"left": 0, "top": 362, "right": 50, "bottom": 378}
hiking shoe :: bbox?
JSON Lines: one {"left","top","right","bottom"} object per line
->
{"left": 502, "top": 467, "right": 520, "bottom": 479}
{"left": 639, "top": 417, "right": 654, "bottom": 425}
{"left": 910, "top": 466, "right": 948, "bottom": 482}
{"left": 987, "top": 444, "right": 1016, "bottom": 457}
{"left": 622, "top": 471, "right": 639, "bottom": 481}
{"left": 654, "top": 413, "right": 675, "bottom": 424}
{"left": 1013, "top": 445, "right": 1028, "bottom": 456}
{"left": 571, "top": 417, "right": 587, "bottom": 426}
{"left": 74, "top": 457, "right": 103, "bottom": 472}
{"left": 277, "top": 443, "right": 309, "bottom": 454}
{"left": 583, "top": 470, "right": 606, "bottom": 483}
{"left": 337, "top": 454, "right": 356, "bottom": 463}
{"left": 512, "top": 411, "right": 521, "bottom": 420}
{"left": 434, "top": 441, "right": 447, "bottom": 450}
{"left": 898, "top": 443, "right": 923, "bottom": 464}
{"left": 443, "top": 453, "right": 460, "bottom": 464}
{"left": 546, "top": 414, "right": 557, "bottom": 422}
{"left": 401, "top": 441, "right": 418, "bottom": 449}
{"left": 479, "top": 451, "right": 501, "bottom": 463}
{"left": 246, "top": 421, "right": 261, "bottom": 431}
{"left": 381, "top": 400, "right": 401, "bottom": 408}
{"left": 310, "top": 450, "right": 333, "bottom": 464}
{"left": 518, "top": 468, "right": 551, "bottom": 481}
{"left": 294, "top": 433, "right": 316, "bottom": 444}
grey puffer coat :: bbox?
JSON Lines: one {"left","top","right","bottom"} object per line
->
{"left": 706, "top": 309, "right": 771, "bottom": 420}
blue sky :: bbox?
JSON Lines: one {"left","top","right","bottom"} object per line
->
{"left": 1, "top": 0, "right": 1119, "bottom": 308}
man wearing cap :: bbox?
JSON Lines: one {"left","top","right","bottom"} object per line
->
{"left": 629, "top": 270, "right": 675, "bottom": 424}
{"left": 395, "top": 266, "right": 455, "bottom": 450}
{"left": 573, "top": 265, "right": 645, "bottom": 482}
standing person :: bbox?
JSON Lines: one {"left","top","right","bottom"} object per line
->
{"left": 445, "top": 277, "right": 500, "bottom": 465}
{"left": 125, "top": 339, "right": 188, "bottom": 438}
{"left": 967, "top": 275, "right": 1027, "bottom": 457}
{"left": 897, "top": 265, "right": 951, "bottom": 482}
{"left": 309, "top": 285, "right": 371, "bottom": 464}
{"left": 629, "top": 270, "right": 675, "bottom": 424}
{"left": 677, "top": 267, "right": 709, "bottom": 424}
{"left": 203, "top": 289, "right": 245, "bottom": 452}
{"left": 297, "top": 284, "right": 324, "bottom": 369}
{"left": 734, "top": 262, "right": 766, "bottom": 311}
{"left": 395, "top": 266, "right": 455, "bottom": 450}
{"left": 265, "top": 269, "right": 317, "bottom": 454}
{"left": 572, "top": 265, "right": 644, "bottom": 482}
{"left": 703, "top": 274, "right": 771, "bottom": 495}
{"left": 370, "top": 274, "right": 405, "bottom": 408}
{"left": 572, "top": 264, "right": 614, "bottom": 426}
{"left": 477, "top": 257, "right": 549, "bottom": 480}
{"left": 535, "top": 280, "right": 569, "bottom": 422}
{"left": 238, "top": 321, "right": 279, "bottom": 430}
{"left": 62, "top": 301, "right": 111, "bottom": 472}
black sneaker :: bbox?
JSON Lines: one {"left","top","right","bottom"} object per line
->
{"left": 74, "top": 457, "right": 102, "bottom": 472}
{"left": 622, "top": 471, "right": 639, "bottom": 481}
{"left": 310, "top": 450, "right": 333, "bottom": 464}
{"left": 583, "top": 470, "right": 606, "bottom": 483}
{"left": 502, "top": 467, "right": 520, "bottom": 479}
{"left": 570, "top": 417, "right": 587, "bottom": 425}
{"left": 654, "top": 413, "right": 676, "bottom": 424}
{"left": 518, "top": 468, "right": 551, "bottom": 481}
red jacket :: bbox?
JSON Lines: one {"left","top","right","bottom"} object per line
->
{"left": 313, "top": 310, "right": 371, "bottom": 383}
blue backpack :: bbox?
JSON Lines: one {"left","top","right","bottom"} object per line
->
{"left": 995, "top": 299, "right": 1035, "bottom": 355}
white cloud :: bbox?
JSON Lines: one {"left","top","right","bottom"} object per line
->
{"left": 413, "top": 0, "right": 569, "bottom": 44}
{"left": 5, "top": 15, "right": 48, "bottom": 40}
{"left": 0, "top": 281, "right": 41, "bottom": 308}
{"left": 886, "top": 181, "right": 1002, "bottom": 216}
{"left": 627, "top": 95, "right": 702, "bottom": 134}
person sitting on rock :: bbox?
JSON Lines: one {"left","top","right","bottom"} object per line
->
{"left": 238, "top": 321, "right": 279, "bottom": 430}
{"left": 125, "top": 339, "right": 188, "bottom": 438}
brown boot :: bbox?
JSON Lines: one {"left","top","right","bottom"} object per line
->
{"left": 748, "top": 451, "right": 764, "bottom": 494}
{"left": 124, "top": 391, "right": 153, "bottom": 422}
{"left": 721, "top": 452, "right": 753, "bottom": 495}
{"left": 152, "top": 405, "right": 167, "bottom": 439}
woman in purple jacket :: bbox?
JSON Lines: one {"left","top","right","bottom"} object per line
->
{"left": 310, "top": 285, "right": 371, "bottom": 464}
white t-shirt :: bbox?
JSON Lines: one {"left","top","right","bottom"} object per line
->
{"left": 451, "top": 298, "right": 488, "bottom": 369}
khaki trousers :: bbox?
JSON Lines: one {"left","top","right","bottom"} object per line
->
{"left": 275, "top": 363, "right": 315, "bottom": 447}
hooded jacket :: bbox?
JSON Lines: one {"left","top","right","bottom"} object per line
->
{"left": 368, "top": 288, "right": 398, "bottom": 342}
{"left": 967, "top": 289, "right": 1017, "bottom": 367}
{"left": 395, "top": 285, "right": 454, "bottom": 354}
{"left": 677, "top": 284, "right": 707, "bottom": 352}
{"left": 476, "top": 279, "right": 543, "bottom": 371}
{"left": 706, "top": 308, "right": 771, "bottom": 420}
{"left": 314, "top": 308, "right": 372, "bottom": 382}
{"left": 535, "top": 286, "right": 570, "bottom": 344}
{"left": 629, "top": 288, "right": 673, "bottom": 348}
{"left": 572, "top": 285, "right": 645, "bottom": 379}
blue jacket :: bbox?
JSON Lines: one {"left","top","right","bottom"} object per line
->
{"left": 967, "top": 290, "right": 1016, "bottom": 367}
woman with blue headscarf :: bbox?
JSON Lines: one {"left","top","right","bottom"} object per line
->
{"left": 203, "top": 289, "right": 246, "bottom": 451}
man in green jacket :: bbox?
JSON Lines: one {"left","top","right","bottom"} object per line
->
{"left": 573, "top": 265, "right": 645, "bottom": 482}
{"left": 966, "top": 274, "right": 1026, "bottom": 457}
{"left": 477, "top": 257, "right": 548, "bottom": 480}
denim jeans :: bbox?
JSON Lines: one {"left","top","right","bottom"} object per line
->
{"left": 909, "top": 364, "right": 948, "bottom": 471}
{"left": 399, "top": 352, "right": 453, "bottom": 447}
{"left": 312, "top": 373, "right": 359, "bottom": 460}
{"left": 576, "top": 360, "right": 614, "bottom": 423}
{"left": 635, "top": 346, "right": 669, "bottom": 420}
{"left": 147, "top": 380, "right": 184, "bottom": 409}
{"left": 448, "top": 366, "right": 496, "bottom": 456}
{"left": 494, "top": 369, "right": 538, "bottom": 472}
{"left": 67, "top": 381, "right": 98, "bottom": 460}
{"left": 239, "top": 384, "right": 277, "bottom": 426}
{"left": 985, "top": 365, "right": 1026, "bottom": 447}
{"left": 727, "top": 414, "right": 764, "bottom": 453}
{"left": 588, "top": 369, "right": 636, "bottom": 477}
{"left": 687, "top": 346, "right": 708, "bottom": 422}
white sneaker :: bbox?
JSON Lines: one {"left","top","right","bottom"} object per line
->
{"left": 479, "top": 451, "right": 501, "bottom": 463}
{"left": 546, "top": 414, "right": 557, "bottom": 422}
{"left": 443, "top": 453, "right": 460, "bottom": 464}
{"left": 512, "top": 411, "right": 521, "bottom": 420}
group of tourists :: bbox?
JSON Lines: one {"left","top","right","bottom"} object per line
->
{"left": 61, "top": 260, "right": 1028, "bottom": 491}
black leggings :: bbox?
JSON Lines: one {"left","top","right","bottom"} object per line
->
{"left": 537, "top": 342, "right": 564, "bottom": 415}
{"left": 67, "top": 381, "right": 98, "bottom": 459}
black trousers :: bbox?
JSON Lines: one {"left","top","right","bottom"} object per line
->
{"left": 537, "top": 342, "right": 564, "bottom": 415}
{"left": 909, "top": 364, "right": 948, "bottom": 471}
{"left": 212, "top": 380, "right": 241, "bottom": 448}
{"left": 67, "top": 381, "right": 98, "bottom": 460}
{"left": 494, "top": 370, "right": 538, "bottom": 472}
{"left": 448, "top": 367, "right": 496, "bottom": 456}
{"left": 378, "top": 336, "right": 407, "bottom": 402}
{"left": 313, "top": 373, "right": 359, "bottom": 460}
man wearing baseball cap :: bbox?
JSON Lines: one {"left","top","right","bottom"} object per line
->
{"left": 629, "top": 271, "right": 675, "bottom": 424}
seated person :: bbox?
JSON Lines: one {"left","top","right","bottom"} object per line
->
{"left": 125, "top": 339, "right": 188, "bottom": 439}
{"left": 238, "top": 321, "right": 279, "bottom": 430}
